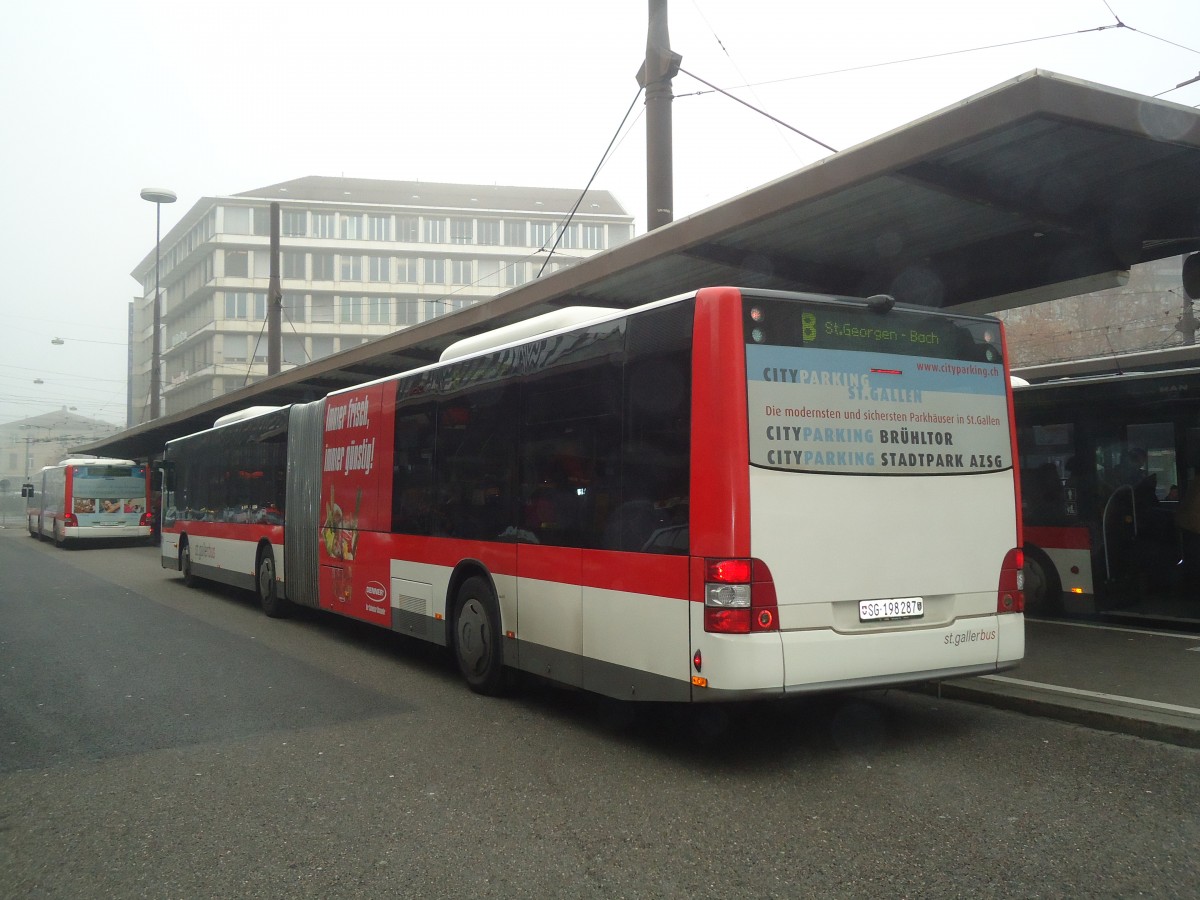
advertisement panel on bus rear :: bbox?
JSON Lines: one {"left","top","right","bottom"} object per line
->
{"left": 745, "top": 345, "right": 1011, "bottom": 475}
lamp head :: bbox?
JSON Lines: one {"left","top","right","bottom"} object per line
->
{"left": 140, "top": 188, "right": 177, "bottom": 204}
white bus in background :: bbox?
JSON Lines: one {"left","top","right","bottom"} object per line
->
{"left": 27, "top": 457, "right": 153, "bottom": 547}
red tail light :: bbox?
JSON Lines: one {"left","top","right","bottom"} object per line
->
{"left": 63, "top": 514, "right": 78, "bottom": 528}
{"left": 140, "top": 512, "right": 153, "bottom": 527}
{"left": 997, "top": 547, "right": 1024, "bottom": 613}
{"left": 704, "top": 558, "right": 779, "bottom": 633}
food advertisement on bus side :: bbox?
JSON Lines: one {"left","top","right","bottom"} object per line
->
{"left": 746, "top": 345, "right": 1011, "bottom": 475}
{"left": 319, "top": 382, "right": 395, "bottom": 624}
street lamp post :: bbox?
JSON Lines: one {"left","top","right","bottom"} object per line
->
{"left": 140, "top": 188, "right": 177, "bottom": 421}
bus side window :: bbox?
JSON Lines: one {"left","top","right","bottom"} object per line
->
{"left": 613, "top": 304, "right": 692, "bottom": 554}
{"left": 521, "top": 372, "right": 621, "bottom": 549}
{"left": 392, "top": 404, "right": 436, "bottom": 536}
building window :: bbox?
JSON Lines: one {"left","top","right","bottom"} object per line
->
{"left": 424, "top": 218, "right": 445, "bottom": 244}
{"left": 311, "top": 335, "right": 335, "bottom": 360}
{"left": 367, "top": 215, "right": 390, "bottom": 241}
{"left": 477, "top": 259, "right": 501, "bottom": 287}
{"left": 504, "top": 221, "right": 526, "bottom": 246}
{"left": 397, "top": 299, "right": 420, "bottom": 325}
{"left": 282, "top": 210, "right": 307, "bottom": 237}
{"left": 477, "top": 220, "right": 500, "bottom": 245}
{"left": 311, "top": 294, "right": 335, "bottom": 323}
{"left": 251, "top": 209, "right": 271, "bottom": 236}
{"left": 312, "top": 252, "right": 335, "bottom": 280}
{"left": 582, "top": 224, "right": 604, "bottom": 250}
{"left": 366, "top": 296, "right": 389, "bottom": 324}
{"left": 224, "top": 291, "right": 251, "bottom": 319}
{"left": 557, "top": 224, "right": 577, "bottom": 249}
{"left": 224, "top": 207, "right": 251, "bottom": 234}
{"left": 340, "top": 295, "right": 363, "bottom": 324}
{"left": 283, "top": 335, "right": 307, "bottom": 366}
{"left": 225, "top": 250, "right": 249, "bottom": 278}
{"left": 282, "top": 250, "right": 306, "bottom": 279}
{"left": 396, "top": 256, "right": 419, "bottom": 283}
{"left": 313, "top": 212, "right": 336, "bottom": 238}
{"left": 451, "top": 259, "right": 473, "bottom": 285}
{"left": 530, "top": 221, "right": 554, "bottom": 248}
{"left": 449, "top": 218, "right": 473, "bottom": 245}
{"left": 397, "top": 216, "right": 418, "bottom": 242}
{"left": 368, "top": 255, "right": 391, "bottom": 282}
{"left": 505, "top": 261, "right": 527, "bottom": 286}
{"left": 339, "top": 254, "right": 362, "bottom": 281}
{"left": 253, "top": 251, "right": 270, "bottom": 278}
{"left": 423, "top": 258, "right": 445, "bottom": 284}
{"left": 282, "top": 292, "right": 306, "bottom": 322}
{"left": 341, "top": 214, "right": 362, "bottom": 240}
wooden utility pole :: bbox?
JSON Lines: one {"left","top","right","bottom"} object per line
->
{"left": 637, "top": 0, "right": 682, "bottom": 231}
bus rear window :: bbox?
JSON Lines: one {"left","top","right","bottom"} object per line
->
{"left": 743, "top": 296, "right": 1012, "bottom": 476}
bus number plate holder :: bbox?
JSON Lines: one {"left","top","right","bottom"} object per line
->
{"left": 859, "top": 597, "right": 924, "bottom": 622}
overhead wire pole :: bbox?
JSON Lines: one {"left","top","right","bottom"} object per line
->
{"left": 637, "top": 0, "right": 682, "bottom": 231}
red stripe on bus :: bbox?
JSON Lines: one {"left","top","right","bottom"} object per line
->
{"left": 1024, "top": 525, "right": 1091, "bottom": 550}
{"left": 581, "top": 550, "right": 689, "bottom": 599}
{"left": 378, "top": 534, "right": 690, "bottom": 599}
{"left": 165, "top": 521, "right": 285, "bottom": 543}
{"left": 690, "top": 287, "right": 750, "bottom": 558}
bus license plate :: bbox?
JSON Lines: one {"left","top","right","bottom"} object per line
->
{"left": 859, "top": 597, "right": 924, "bottom": 622}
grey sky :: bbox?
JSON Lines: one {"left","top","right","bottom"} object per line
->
{"left": 2, "top": 0, "right": 1197, "bottom": 426}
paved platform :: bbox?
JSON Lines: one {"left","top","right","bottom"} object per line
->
{"left": 923, "top": 618, "right": 1200, "bottom": 748}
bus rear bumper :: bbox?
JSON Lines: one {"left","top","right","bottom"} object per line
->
{"left": 65, "top": 525, "right": 152, "bottom": 540}
{"left": 691, "top": 612, "right": 1024, "bottom": 700}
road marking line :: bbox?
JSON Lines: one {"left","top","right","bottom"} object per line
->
{"left": 982, "top": 675, "right": 1200, "bottom": 717}
{"left": 1028, "top": 618, "right": 1200, "bottom": 640}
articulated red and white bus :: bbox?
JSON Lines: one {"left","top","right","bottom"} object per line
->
{"left": 161, "top": 287, "right": 1024, "bottom": 700}
{"left": 28, "top": 457, "right": 153, "bottom": 547}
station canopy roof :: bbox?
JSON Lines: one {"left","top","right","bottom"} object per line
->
{"left": 88, "top": 70, "right": 1200, "bottom": 460}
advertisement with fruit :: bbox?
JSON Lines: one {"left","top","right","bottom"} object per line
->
{"left": 318, "top": 382, "right": 395, "bottom": 623}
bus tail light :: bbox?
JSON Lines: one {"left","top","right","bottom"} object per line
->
{"left": 997, "top": 548, "right": 1024, "bottom": 613}
{"left": 63, "top": 514, "right": 78, "bottom": 529}
{"left": 140, "top": 511, "right": 154, "bottom": 528}
{"left": 704, "top": 558, "right": 779, "bottom": 633}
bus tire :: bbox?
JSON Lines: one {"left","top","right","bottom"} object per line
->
{"left": 452, "top": 576, "right": 506, "bottom": 696}
{"left": 180, "top": 539, "right": 197, "bottom": 587}
{"left": 257, "top": 545, "right": 290, "bottom": 618}
{"left": 1023, "top": 545, "right": 1062, "bottom": 616}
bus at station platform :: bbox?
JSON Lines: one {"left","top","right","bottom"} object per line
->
{"left": 1014, "top": 354, "right": 1200, "bottom": 627}
{"left": 25, "top": 457, "right": 153, "bottom": 547}
{"left": 159, "top": 286, "right": 1025, "bottom": 700}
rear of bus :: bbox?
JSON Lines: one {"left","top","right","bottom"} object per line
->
{"left": 62, "top": 460, "right": 152, "bottom": 542}
{"left": 688, "top": 288, "right": 1023, "bottom": 698}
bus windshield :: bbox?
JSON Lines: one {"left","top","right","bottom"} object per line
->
{"left": 72, "top": 465, "right": 148, "bottom": 502}
{"left": 743, "top": 296, "right": 1012, "bottom": 476}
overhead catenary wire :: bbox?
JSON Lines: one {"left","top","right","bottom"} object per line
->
{"left": 537, "top": 86, "right": 645, "bottom": 277}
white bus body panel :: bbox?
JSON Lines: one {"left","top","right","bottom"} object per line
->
{"left": 726, "top": 467, "right": 1023, "bottom": 690}
{"left": 161, "top": 533, "right": 285, "bottom": 585}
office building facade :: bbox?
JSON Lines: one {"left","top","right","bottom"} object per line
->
{"left": 129, "top": 176, "right": 634, "bottom": 424}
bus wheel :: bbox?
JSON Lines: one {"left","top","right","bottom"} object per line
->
{"left": 1023, "top": 547, "right": 1062, "bottom": 616}
{"left": 257, "top": 546, "right": 290, "bottom": 618}
{"left": 452, "top": 576, "right": 506, "bottom": 696}
{"left": 180, "top": 539, "right": 197, "bottom": 587}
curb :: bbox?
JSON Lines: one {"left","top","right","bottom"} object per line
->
{"left": 915, "top": 678, "right": 1200, "bottom": 750}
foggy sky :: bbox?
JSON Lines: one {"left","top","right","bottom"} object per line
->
{"left": 2, "top": 0, "right": 1197, "bottom": 426}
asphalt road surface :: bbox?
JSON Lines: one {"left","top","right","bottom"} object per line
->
{"left": 1, "top": 527, "right": 1197, "bottom": 898}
